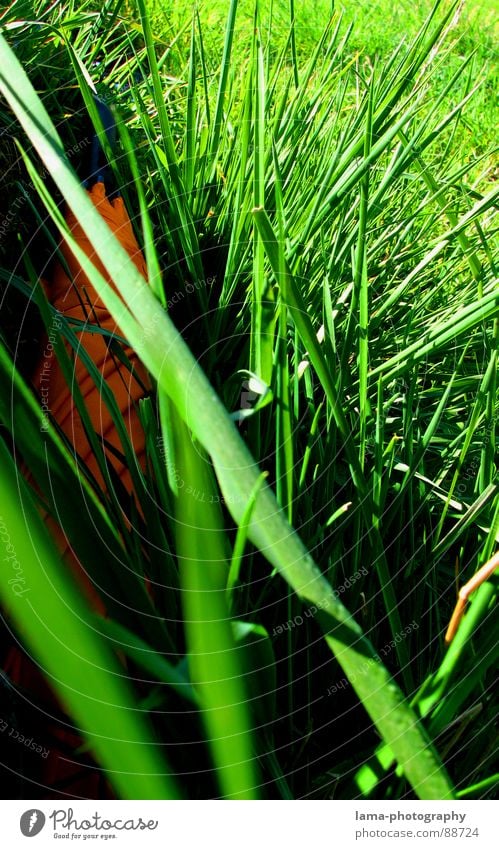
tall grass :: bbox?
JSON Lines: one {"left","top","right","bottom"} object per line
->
{"left": 0, "top": 0, "right": 497, "bottom": 799}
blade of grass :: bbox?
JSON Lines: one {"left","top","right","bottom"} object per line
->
{"left": 173, "top": 410, "right": 260, "bottom": 799}
{"left": 0, "top": 437, "right": 179, "bottom": 799}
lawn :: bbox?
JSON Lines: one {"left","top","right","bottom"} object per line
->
{"left": 0, "top": 0, "right": 497, "bottom": 801}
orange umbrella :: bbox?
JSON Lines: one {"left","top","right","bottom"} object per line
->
{"left": 5, "top": 179, "right": 150, "bottom": 797}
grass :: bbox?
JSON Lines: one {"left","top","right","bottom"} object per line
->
{"left": 0, "top": 0, "right": 497, "bottom": 799}
{"left": 148, "top": 0, "right": 498, "bottom": 158}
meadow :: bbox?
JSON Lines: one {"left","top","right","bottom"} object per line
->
{"left": 0, "top": 0, "right": 497, "bottom": 800}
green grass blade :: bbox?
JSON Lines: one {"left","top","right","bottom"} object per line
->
{"left": 0, "top": 438, "right": 179, "bottom": 799}
{"left": 173, "top": 411, "right": 260, "bottom": 799}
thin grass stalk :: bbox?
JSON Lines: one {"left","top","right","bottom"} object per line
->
{"left": 288, "top": 0, "right": 299, "bottom": 88}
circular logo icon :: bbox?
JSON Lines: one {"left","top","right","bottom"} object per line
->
{"left": 20, "top": 810, "right": 46, "bottom": 837}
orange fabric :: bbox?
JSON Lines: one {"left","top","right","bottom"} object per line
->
{"left": 38, "top": 181, "right": 150, "bottom": 500}
{"left": 35, "top": 181, "right": 151, "bottom": 608}
{"left": 5, "top": 182, "right": 150, "bottom": 798}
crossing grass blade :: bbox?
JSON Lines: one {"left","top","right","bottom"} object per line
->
{"left": 173, "top": 410, "right": 260, "bottom": 799}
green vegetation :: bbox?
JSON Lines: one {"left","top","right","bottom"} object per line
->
{"left": 0, "top": 0, "right": 497, "bottom": 799}
{"left": 151, "top": 0, "right": 497, "bottom": 158}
